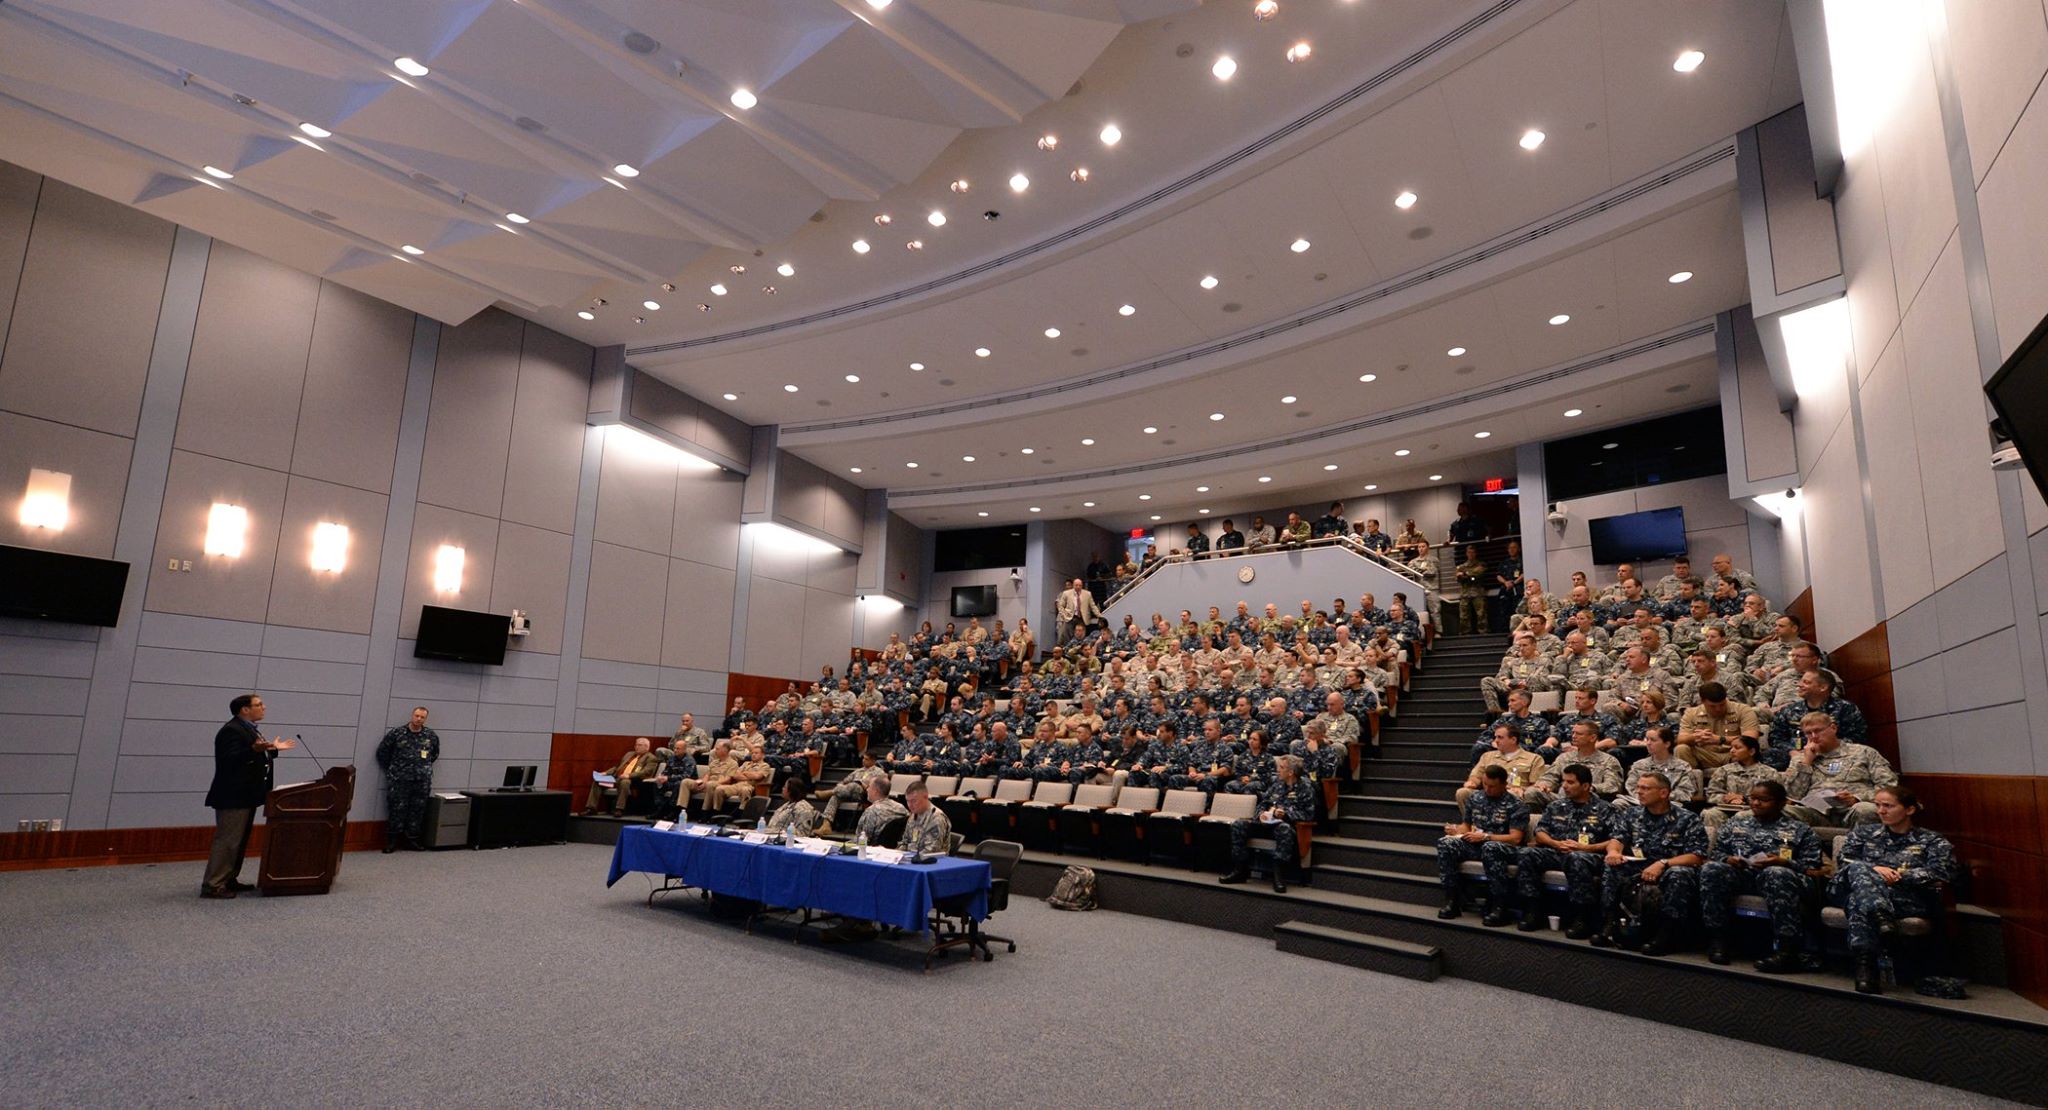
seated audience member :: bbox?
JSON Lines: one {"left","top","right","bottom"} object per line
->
{"left": 897, "top": 781, "right": 953, "bottom": 856}
{"left": 1765, "top": 668, "right": 1869, "bottom": 770}
{"left": 651, "top": 743, "right": 697, "bottom": 820}
{"left": 1702, "top": 734, "right": 1782, "bottom": 830}
{"left": 1218, "top": 754, "right": 1317, "bottom": 893}
{"left": 1246, "top": 515, "right": 1277, "bottom": 550}
{"left": 1709, "top": 553, "right": 1759, "bottom": 597}
{"left": 1784, "top": 713, "right": 1896, "bottom": 827}
{"left": 1448, "top": 501, "right": 1487, "bottom": 545}
{"left": 1458, "top": 724, "right": 1545, "bottom": 806}
{"left": 1700, "top": 781, "right": 1823, "bottom": 972}
{"left": 1226, "top": 731, "right": 1276, "bottom": 795}
{"left": 763, "top": 775, "right": 821, "bottom": 836}
{"left": 1592, "top": 771, "right": 1708, "bottom": 956}
{"left": 1652, "top": 557, "right": 1696, "bottom": 602}
{"left": 1482, "top": 635, "right": 1560, "bottom": 715}
{"left": 1184, "top": 522, "right": 1210, "bottom": 558}
{"left": 1830, "top": 784, "right": 1957, "bottom": 994}
{"left": 1747, "top": 615, "right": 1808, "bottom": 681}
{"left": 1312, "top": 689, "right": 1360, "bottom": 753}
{"left": 672, "top": 713, "right": 713, "bottom": 758}
{"left": 1215, "top": 519, "right": 1245, "bottom": 552}
{"left": 1758, "top": 642, "right": 1828, "bottom": 711}
{"left": 730, "top": 742, "right": 774, "bottom": 810}
{"left": 1357, "top": 517, "right": 1394, "bottom": 554}
{"left": 1514, "top": 765, "right": 1613, "bottom": 937}
{"left": 853, "top": 777, "right": 909, "bottom": 843}
{"left": 1472, "top": 690, "right": 1553, "bottom": 763}
{"left": 821, "top": 750, "right": 886, "bottom": 827}
{"left": 1526, "top": 721, "right": 1625, "bottom": 807}
{"left": 1555, "top": 633, "right": 1612, "bottom": 692}
{"left": 1313, "top": 502, "right": 1348, "bottom": 539}
{"left": 583, "top": 737, "right": 659, "bottom": 816}
{"left": 686, "top": 740, "right": 741, "bottom": 816}
{"left": 1675, "top": 683, "right": 1761, "bottom": 770}
{"left": 1435, "top": 765, "right": 1528, "bottom": 925}
{"left": 1280, "top": 511, "right": 1312, "bottom": 548}
{"left": 1613, "top": 727, "right": 1696, "bottom": 807}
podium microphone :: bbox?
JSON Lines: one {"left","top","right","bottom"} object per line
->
{"left": 293, "top": 733, "right": 327, "bottom": 777}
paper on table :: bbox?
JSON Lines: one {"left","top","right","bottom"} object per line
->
{"left": 651, "top": 820, "right": 674, "bottom": 831}
{"left": 435, "top": 792, "right": 464, "bottom": 800}
{"left": 683, "top": 824, "right": 713, "bottom": 837}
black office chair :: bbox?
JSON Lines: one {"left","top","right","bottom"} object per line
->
{"left": 927, "top": 838, "right": 1021, "bottom": 969}
{"left": 873, "top": 814, "right": 908, "bottom": 849}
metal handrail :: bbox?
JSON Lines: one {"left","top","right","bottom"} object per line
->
{"left": 1095, "top": 533, "right": 1432, "bottom": 616}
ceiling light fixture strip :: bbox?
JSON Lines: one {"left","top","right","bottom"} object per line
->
{"left": 785, "top": 143, "right": 1734, "bottom": 435}
{"left": 629, "top": 0, "right": 1533, "bottom": 356}
{"left": 895, "top": 321, "right": 1715, "bottom": 498}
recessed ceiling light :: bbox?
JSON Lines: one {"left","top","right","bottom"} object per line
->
{"left": 1429, "top": 474, "right": 1443, "bottom": 481}
{"left": 850, "top": 239, "right": 871, "bottom": 255}
{"left": 1212, "top": 55, "right": 1237, "bottom": 81}
{"left": 1520, "top": 129, "right": 1546, "bottom": 151}
{"left": 1363, "top": 484, "right": 1378, "bottom": 491}
{"left": 1279, "top": 395, "right": 1297, "bottom": 404}
{"left": 710, "top": 283, "right": 728, "bottom": 296}
{"left": 299, "top": 122, "right": 332, "bottom": 139}
{"left": 400, "top": 244, "right": 424, "bottom": 255}
{"left": 1564, "top": 408, "right": 1583, "bottom": 417}
{"left": 1258, "top": 476, "right": 1272, "bottom": 483}
{"left": 1009, "top": 172, "right": 1030, "bottom": 192}
{"left": 1044, "top": 327, "right": 1061, "bottom": 338}
{"left": 730, "top": 88, "right": 757, "bottom": 109}
{"left": 1254, "top": 0, "right": 1279, "bottom": 19}
{"left": 1038, "top": 134, "right": 1058, "bottom": 151}
{"left": 905, "top": 239, "right": 923, "bottom": 250}
{"left": 1208, "top": 412, "right": 1225, "bottom": 421}
{"left": 503, "top": 212, "right": 531, "bottom": 225}
{"left": 202, "top": 165, "right": 233, "bottom": 179}
{"left": 974, "top": 347, "right": 991, "bottom": 358}
{"left": 977, "top": 511, "right": 988, "bottom": 517}
{"left": 1080, "top": 437, "right": 1095, "bottom": 446}
{"left": 1602, "top": 442, "right": 1619, "bottom": 450}
{"left": 1446, "top": 346, "right": 1466, "bottom": 357}
{"left": 1083, "top": 501, "right": 1096, "bottom": 507}
{"left": 1323, "top": 463, "right": 1338, "bottom": 471}
{"left": 1142, "top": 426, "right": 1158, "bottom": 434}
{"left": 1290, "top": 238, "right": 1311, "bottom": 253}
{"left": 910, "top": 362, "right": 924, "bottom": 371}
{"left": 1674, "top": 49, "right": 1705, "bottom": 73}
{"left": 776, "top": 262, "right": 795, "bottom": 277}
{"left": 1200, "top": 275, "right": 1219, "bottom": 290}
{"left": 644, "top": 300, "right": 661, "bottom": 310}
{"left": 612, "top": 163, "right": 640, "bottom": 178}
{"left": 1139, "top": 494, "right": 1152, "bottom": 501}
{"left": 962, "top": 455, "right": 975, "bottom": 462}
{"left": 1285, "top": 41, "right": 1312, "bottom": 64}
{"left": 845, "top": 374, "right": 861, "bottom": 383}
{"left": 950, "top": 179, "right": 970, "bottom": 194}
{"left": 783, "top": 384, "right": 799, "bottom": 392}
{"left": 1020, "top": 448, "right": 1035, "bottom": 455}
{"left": 850, "top": 466, "right": 863, "bottom": 473}
{"left": 1029, "top": 506, "right": 1041, "bottom": 513}
{"left": 1196, "top": 485, "right": 1210, "bottom": 493}
{"left": 1071, "top": 167, "right": 1091, "bottom": 183}
{"left": 927, "top": 210, "right": 947, "bottom": 227}
{"left": 1668, "top": 270, "right": 1693, "bottom": 283}
{"left": 631, "top": 315, "right": 643, "bottom": 323}
{"left": 1394, "top": 448, "right": 1411, "bottom": 457}
{"left": 1358, "top": 373, "right": 1377, "bottom": 383}
{"left": 905, "top": 461, "right": 919, "bottom": 468}
{"left": 1150, "top": 515, "right": 1162, "bottom": 522}
{"left": 868, "top": 0, "right": 893, "bottom": 9}
{"left": 393, "top": 56, "right": 430, "bottom": 77}
{"left": 1474, "top": 431, "right": 1491, "bottom": 439}
{"left": 577, "top": 310, "right": 595, "bottom": 320}
{"left": 1099, "top": 123, "right": 1122, "bottom": 146}
{"left": 723, "top": 392, "right": 738, "bottom": 401}
{"left": 1199, "top": 508, "right": 1211, "bottom": 514}
{"left": 1395, "top": 190, "right": 1417, "bottom": 210}
{"left": 1549, "top": 313, "right": 1570, "bottom": 325}
{"left": 1118, "top": 304, "right": 1136, "bottom": 316}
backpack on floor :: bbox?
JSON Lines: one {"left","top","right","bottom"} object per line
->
{"left": 1047, "top": 865, "right": 1097, "bottom": 911}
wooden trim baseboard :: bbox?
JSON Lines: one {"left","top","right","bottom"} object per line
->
{"left": 0, "top": 819, "right": 389, "bottom": 872}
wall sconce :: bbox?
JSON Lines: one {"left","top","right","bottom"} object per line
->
{"left": 433, "top": 544, "right": 465, "bottom": 592}
{"left": 204, "top": 503, "right": 247, "bottom": 557}
{"left": 310, "top": 521, "right": 350, "bottom": 572}
{"left": 19, "top": 469, "right": 70, "bottom": 530}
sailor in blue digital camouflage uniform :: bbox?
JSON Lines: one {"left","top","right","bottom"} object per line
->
{"left": 1513, "top": 763, "right": 1612, "bottom": 937}
{"left": 1700, "top": 779, "right": 1822, "bottom": 972}
{"left": 1435, "top": 764, "right": 1528, "bottom": 925}
{"left": 375, "top": 706, "right": 438, "bottom": 852}
{"left": 1218, "top": 754, "right": 1317, "bottom": 893}
{"left": 1592, "top": 769, "right": 1707, "bottom": 955}
{"left": 1830, "top": 783, "right": 1957, "bottom": 994}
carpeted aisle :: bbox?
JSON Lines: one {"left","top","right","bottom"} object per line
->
{"left": 0, "top": 844, "right": 2016, "bottom": 1108}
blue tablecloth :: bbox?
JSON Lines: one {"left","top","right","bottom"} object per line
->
{"left": 606, "top": 825, "right": 992, "bottom": 931}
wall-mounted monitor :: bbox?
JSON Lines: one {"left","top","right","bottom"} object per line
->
{"left": 1986, "top": 307, "right": 2048, "bottom": 499}
{"left": 414, "top": 605, "right": 510, "bottom": 665}
{"left": 950, "top": 585, "right": 998, "bottom": 618}
{"left": 1587, "top": 507, "right": 1688, "bottom": 565}
{"left": 0, "top": 544, "right": 129, "bottom": 626}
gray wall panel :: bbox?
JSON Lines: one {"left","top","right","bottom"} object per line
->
{"left": 389, "top": 697, "right": 476, "bottom": 731}
{"left": 0, "top": 161, "right": 37, "bottom": 355}
{"left": 1887, "top": 596, "right": 1942, "bottom": 667}
{"left": 1942, "top": 701, "right": 2031, "bottom": 774}
{"left": 501, "top": 323, "right": 590, "bottom": 534}
{"left": 661, "top": 559, "right": 736, "bottom": 673}
{"left": 111, "top": 755, "right": 214, "bottom": 793}
{"left": 104, "top": 791, "right": 208, "bottom": 829}
{"left": 0, "top": 181, "right": 171, "bottom": 437}
{"left": 388, "top": 665, "right": 484, "bottom": 702}
{"left": 1940, "top": 627, "right": 2026, "bottom": 711}
{"left": 0, "top": 675, "right": 91, "bottom": 715}
{"left": 575, "top": 681, "right": 659, "bottom": 712}
{"left": 580, "top": 541, "right": 668, "bottom": 664}
{"left": 0, "top": 715, "right": 83, "bottom": 752}
{"left": 291, "top": 281, "right": 413, "bottom": 495}
{"left": 123, "top": 681, "right": 247, "bottom": 723}
{"left": 136, "top": 611, "right": 266, "bottom": 654}
{"left": 576, "top": 658, "right": 662, "bottom": 688}
{"left": 594, "top": 429, "right": 678, "bottom": 555}
{"left": 174, "top": 244, "right": 316, "bottom": 473}
{"left": 480, "top": 674, "right": 558, "bottom": 706}
{"left": 472, "top": 732, "right": 552, "bottom": 761}
{"left": 0, "top": 412, "right": 135, "bottom": 559}
{"left": 672, "top": 471, "right": 744, "bottom": 568}
{"left": 574, "top": 708, "right": 658, "bottom": 735}
{"left": 659, "top": 667, "right": 727, "bottom": 694}
{"left": 259, "top": 626, "right": 371, "bottom": 665}
{"left": 0, "top": 634, "right": 99, "bottom": 678}
{"left": 416, "top": 308, "right": 521, "bottom": 518}
{"left": 1892, "top": 654, "right": 1949, "bottom": 722}
{"left": 397, "top": 503, "right": 501, "bottom": 638}
{"left": 1933, "top": 553, "right": 2015, "bottom": 649}
{"left": 265, "top": 475, "right": 388, "bottom": 634}
{"left": 129, "top": 646, "right": 259, "bottom": 689}
{"left": 475, "top": 702, "right": 554, "bottom": 732}
{"left": 143, "top": 450, "right": 290, "bottom": 623}
{"left": 490, "top": 520, "right": 573, "bottom": 656}
{"left": 254, "top": 657, "right": 366, "bottom": 695}
{"left": 0, "top": 794, "right": 73, "bottom": 826}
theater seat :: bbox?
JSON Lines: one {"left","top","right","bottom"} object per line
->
{"left": 1146, "top": 789, "right": 1209, "bottom": 866}
{"left": 1017, "top": 782, "right": 1077, "bottom": 850}
{"left": 925, "top": 775, "right": 960, "bottom": 798}
{"left": 1056, "top": 783, "right": 1119, "bottom": 856}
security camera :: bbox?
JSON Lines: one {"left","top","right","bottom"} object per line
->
{"left": 1546, "top": 502, "right": 1568, "bottom": 528}
{"left": 1992, "top": 443, "right": 2025, "bottom": 472}
{"left": 508, "top": 609, "right": 531, "bottom": 637}
{"left": 1008, "top": 567, "right": 1023, "bottom": 585}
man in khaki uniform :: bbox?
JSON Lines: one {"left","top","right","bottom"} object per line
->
{"left": 1675, "top": 683, "right": 1762, "bottom": 769}
{"left": 1458, "top": 723, "right": 1547, "bottom": 806}
{"left": 686, "top": 740, "right": 741, "bottom": 817}
{"left": 717, "top": 742, "right": 773, "bottom": 813}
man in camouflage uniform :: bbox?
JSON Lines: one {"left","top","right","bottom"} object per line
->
{"left": 1525, "top": 720, "right": 1626, "bottom": 807}
{"left": 1555, "top": 632, "right": 1612, "bottom": 692}
{"left": 897, "top": 781, "right": 953, "bottom": 856}
{"left": 762, "top": 775, "right": 821, "bottom": 837}
{"left": 1784, "top": 712, "right": 1896, "bottom": 826}
{"left": 1218, "top": 754, "right": 1318, "bottom": 893}
{"left": 820, "top": 750, "right": 887, "bottom": 829}
{"left": 1435, "top": 765, "right": 1528, "bottom": 925}
{"left": 1311, "top": 690, "right": 1359, "bottom": 765}
{"left": 853, "top": 776, "right": 910, "bottom": 843}
{"left": 1514, "top": 764, "right": 1613, "bottom": 936}
{"left": 1766, "top": 670, "right": 1870, "bottom": 772}
{"left": 1455, "top": 546, "right": 1490, "bottom": 633}
{"left": 1481, "top": 635, "right": 1559, "bottom": 715}
{"left": 1472, "top": 689, "right": 1553, "bottom": 763}
{"left": 1700, "top": 780, "right": 1822, "bottom": 971}
{"left": 1830, "top": 784, "right": 1957, "bottom": 994}
{"left": 375, "top": 706, "right": 439, "bottom": 851}
{"left": 1592, "top": 770, "right": 1708, "bottom": 955}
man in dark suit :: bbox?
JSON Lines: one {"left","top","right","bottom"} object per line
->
{"left": 201, "top": 693, "right": 293, "bottom": 899}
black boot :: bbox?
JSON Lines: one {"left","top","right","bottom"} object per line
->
{"left": 1516, "top": 907, "right": 1546, "bottom": 932}
{"left": 1589, "top": 911, "right": 1624, "bottom": 948}
{"left": 1755, "top": 949, "right": 1801, "bottom": 974}
{"left": 1219, "top": 868, "right": 1250, "bottom": 885}
{"left": 1436, "top": 894, "right": 1463, "bottom": 920}
{"left": 1640, "top": 919, "right": 1680, "bottom": 956}
{"left": 1271, "top": 872, "right": 1288, "bottom": 894}
{"left": 1481, "top": 906, "right": 1513, "bottom": 928}
{"left": 1854, "top": 952, "right": 1883, "bottom": 994}
{"left": 1872, "top": 910, "right": 1898, "bottom": 944}
{"left": 1565, "top": 911, "right": 1597, "bottom": 941}
{"left": 1706, "top": 930, "right": 1731, "bottom": 965}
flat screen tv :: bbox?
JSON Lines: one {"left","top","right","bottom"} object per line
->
{"left": 1986, "top": 307, "right": 2048, "bottom": 499}
{"left": 950, "top": 585, "right": 998, "bottom": 618}
{"left": 415, "top": 605, "right": 510, "bottom": 665}
{"left": 0, "top": 544, "right": 129, "bottom": 626}
{"left": 1588, "top": 507, "right": 1688, "bottom": 565}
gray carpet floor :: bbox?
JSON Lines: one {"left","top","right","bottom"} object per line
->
{"left": 0, "top": 844, "right": 2018, "bottom": 1109}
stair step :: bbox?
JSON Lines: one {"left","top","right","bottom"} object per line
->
{"left": 1309, "top": 835, "right": 1439, "bottom": 876}
{"left": 1350, "top": 795, "right": 1459, "bottom": 819}
{"left": 1344, "top": 775, "right": 1460, "bottom": 801}
{"left": 1335, "top": 814, "right": 1445, "bottom": 846}
{"left": 1354, "top": 757, "right": 1471, "bottom": 774}
{"left": 1301, "top": 864, "right": 1440, "bottom": 905}
{"left": 1273, "top": 920, "right": 1442, "bottom": 981}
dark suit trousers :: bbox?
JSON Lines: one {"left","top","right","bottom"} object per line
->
{"left": 203, "top": 806, "right": 256, "bottom": 892}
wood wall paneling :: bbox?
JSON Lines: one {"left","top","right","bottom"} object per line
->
{"left": 0, "top": 818, "right": 388, "bottom": 870}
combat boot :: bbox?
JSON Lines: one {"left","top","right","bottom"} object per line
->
{"left": 1853, "top": 952, "right": 1883, "bottom": 994}
{"left": 1564, "top": 911, "right": 1597, "bottom": 940}
{"left": 1640, "top": 919, "right": 1681, "bottom": 956}
{"left": 1219, "top": 868, "right": 1250, "bottom": 885}
{"left": 1481, "top": 906, "right": 1513, "bottom": 928}
{"left": 1436, "top": 894, "right": 1463, "bottom": 920}
{"left": 1706, "top": 929, "right": 1732, "bottom": 965}
{"left": 1516, "top": 907, "right": 1546, "bottom": 932}
{"left": 1588, "top": 911, "right": 1624, "bottom": 948}
{"left": 1754, "top": 949, "right": 1801, "bottom": 974}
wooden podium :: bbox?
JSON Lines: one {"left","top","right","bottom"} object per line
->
{"left": 259, "top": 765, "right": 355, "bottom": 896}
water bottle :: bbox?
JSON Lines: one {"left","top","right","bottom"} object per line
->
{"left": 1878, "top": 954, "right": 1897, "bottom": 989}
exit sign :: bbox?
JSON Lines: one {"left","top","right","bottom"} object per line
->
{"left": 1130, "top": 528, "right": 1146, "bottom": 538}
{"left": 1482, "top": 477, "right": 1505, "bottom": 492}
